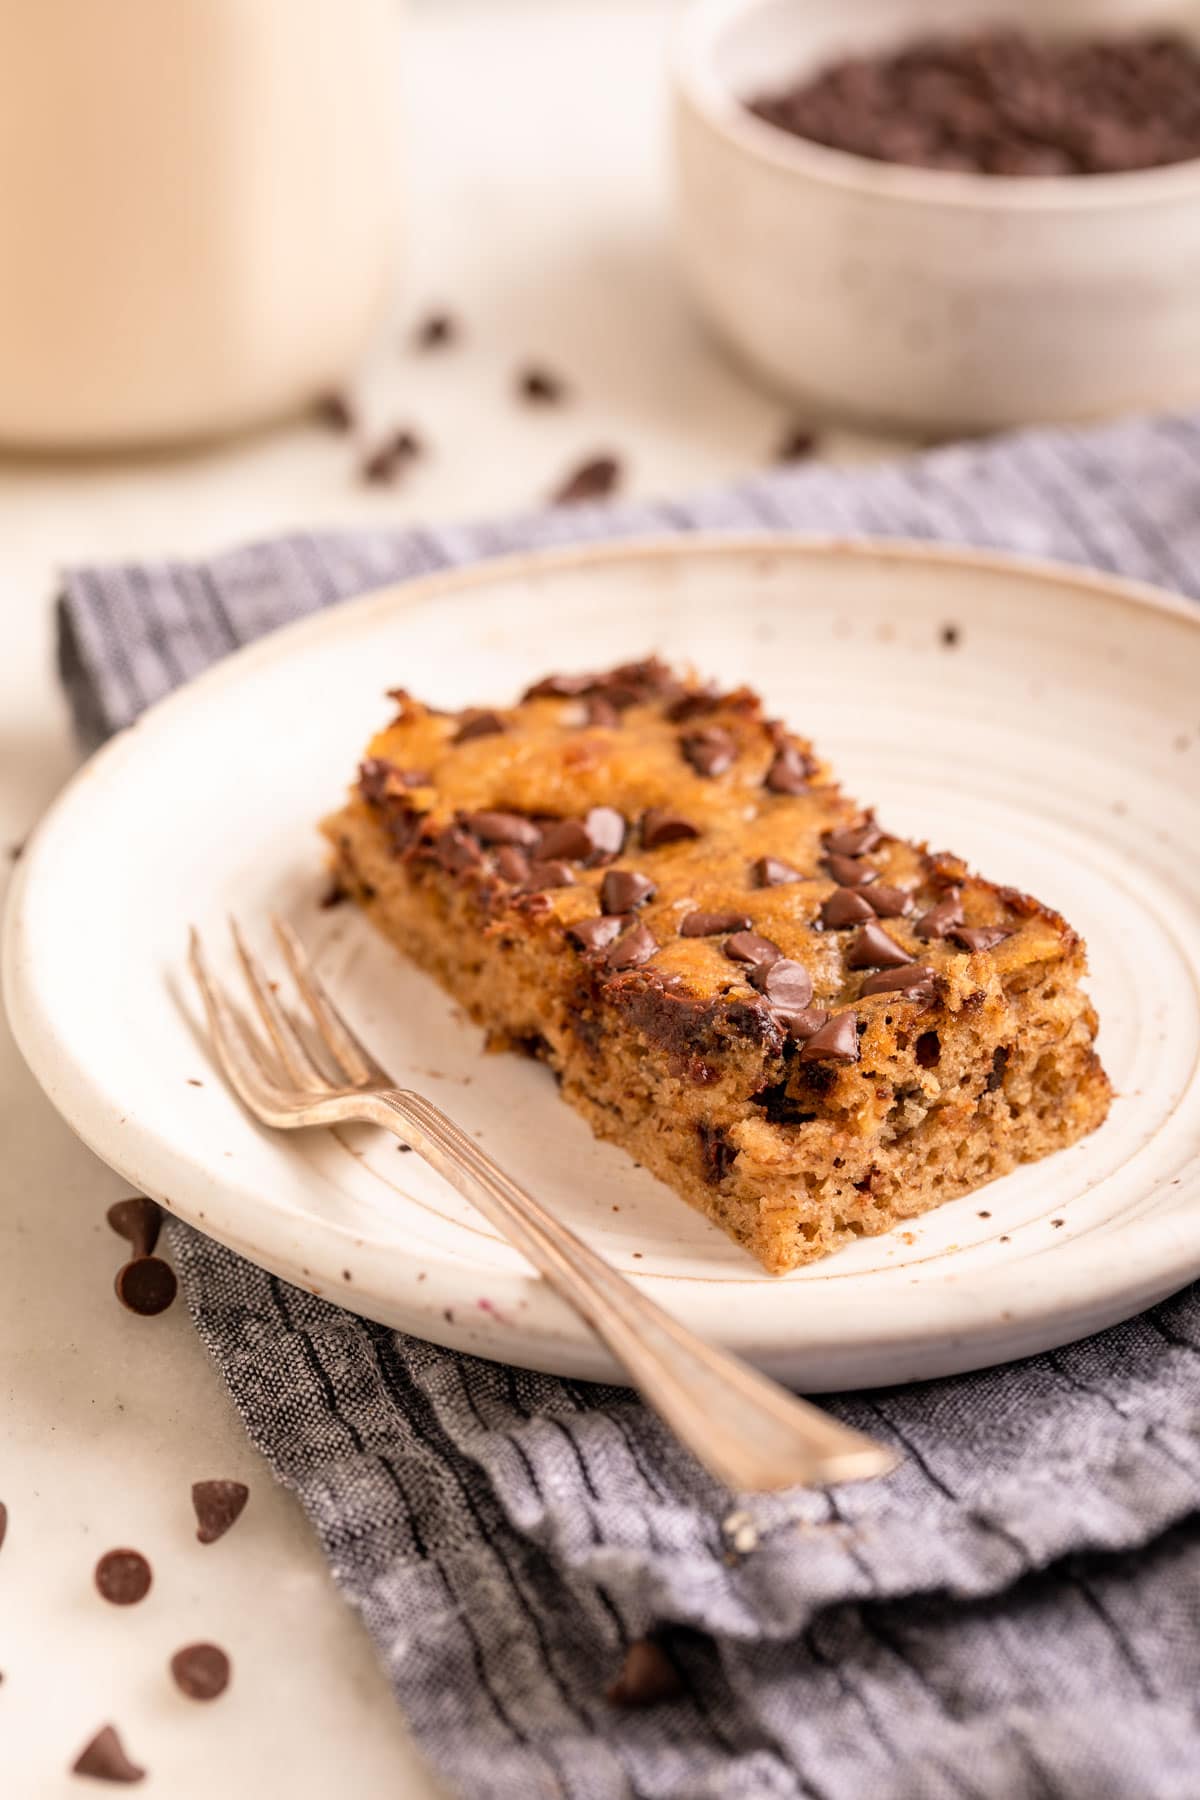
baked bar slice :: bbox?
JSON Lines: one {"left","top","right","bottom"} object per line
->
{"left": 322, "top": 659, "right": 1110, "bottom": 1273}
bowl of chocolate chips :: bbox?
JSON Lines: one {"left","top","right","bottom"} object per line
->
{"left": 673, "top": 0, "right": 1200, "bottom": 433}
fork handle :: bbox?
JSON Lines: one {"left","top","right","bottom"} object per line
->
{"left": 360, "top": 1088, "right": 896, "bottom": 1493}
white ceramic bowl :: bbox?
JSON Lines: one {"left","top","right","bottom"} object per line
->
{"left": 672, "top": 0, "right": 1200, "bottom": 433}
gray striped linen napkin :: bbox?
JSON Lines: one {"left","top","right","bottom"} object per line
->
{"left": 59, "top": 411, "right": 1200, "bottom": 1800}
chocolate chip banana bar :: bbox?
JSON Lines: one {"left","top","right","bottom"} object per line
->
{"left": 322, "top": 659, "right": 1110, "bottom": 1273}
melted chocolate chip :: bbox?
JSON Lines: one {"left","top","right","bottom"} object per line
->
{"left": 106, "top": 1197, "right": 162, "bottom": 1260}
{"left": 434, "top": 826, "right": 484, "bottom": 874}
{"left": 825, "top": 820, "right": 883, "bottom": 857}
{"left": 865, "top": 883, "right": 912, "bottom": 919}
{"left": 753, "top": 856, "right": 803, "bottom": 888}
{"left": 521, "top": 860, "right": 576, "bottom": 891}
{"left": 784, "top": 1005, "right": 830, "bottom": 1040}
{"left": 517, "top": 365, "right": 566, "bottom": 404}
{"left": 748, "top": 958, "right": 814, "bottom": 1015}
{"left": 860, "top": 965, "right": 936, "bottom": 999}
{"left": 537, "top": 819, "right": 593, "bottom": 861}
{"left": 454, "top": 710, "right": 507, "bottom": 744}
{"left": 764, "top": 746, "right": 812, "bottom": 795}
{"left": 680, "top": 727, "right": 736, "bottom": 778}
{"left": 826, "top": 853, "right": 877, "bottom": 887}
{"left": 494, "top": 846, "right": 531, "bottom": 884}
{"left": 798, "top": 1011, "right": 861, "bottom": 1063}
{"left": 724, "top": 931, "right": 782, "bottom": 968}
{"left": 72, "top": 1726, "right": 145, "bottom": 1784}
{"left": 951, "top": 925, "right": 1012, "bottom": 952}
{"left": 821, "top": 887, "right": 875, "bottom": 929}
{"left": 550, "top": 454, "right": 622, "bottom": 505}
{"left": 607, "top": 1638, "right": 683, "bottom": 1708}
{"left": 114, "top": 1258, "right": 177, "bottom": 1316}
{"left": 641, "top": 809, "right": 700, "bottom": 849}
{"left": 95, "top": 1549, "right": 152, "bottom": 1606}
{"left": 697, "top": 1122, "right": 736, "bottom": 1186}
{"left": 915, "top": 890, "right": 964, "bottom": 939}
{"left": 170, "top": 1643, "right": 231, "bottom": 1702}
{"left": 605, "top": 922, "right": 658, "bottom": 971}
{"left": 680, "top": 910, "right": 752, "bottom": 937}
{"left": 567, "top": 915, "right": 626, "bottom": 953}
{"left": 846, "top": 923, "right": 913, "bottom": 970}
{"left": 462, "top": 811, "right": 540, "bottom": 848}
{"left": 191, "top": 1480, "right": 249, "bottom": 1545}
{"left": 601, "top": 869, "right": 656, "bottom": 914}
{"left": 584, "top": 806, "right": 627, "bottom": 859}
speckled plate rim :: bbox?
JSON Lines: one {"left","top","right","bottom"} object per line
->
{"left": 5, "top": 531, "right": 1200, "bottom": 1389}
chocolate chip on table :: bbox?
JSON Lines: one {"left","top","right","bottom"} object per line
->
{"left": 454, "top": 709, "right": 507, "bottom": 744}
{"left": 861, "top": 964, "right": 937, "bottom": 999}
{"left": 680, "top": 727, "right": 736, "bottom": 778}
{"left": 940, "top": 624, "right": 961, "bottom": 648}
{"left": 414, "top": 309, "right": 457, "bottom": 349}
{"left": 951, "top": 925, "right": 1011, "bottom": 952}
{"left": 753, "top": 856, "right": 803, "bottom": 888}
{"left": 821, "top": 886, "right": 875, "bottom": 929}
{"left": 536, "top": 818, "right": 593, "bottom": 861}
{"left": 95, "top": 1549, "right": 152, "bottom": 1607}
{"left": 549, "top": 454, "right": 622, "bottom": 506}
{"left": 0, "top": 1499, "right": 7, "bottom": 1552}
{"left": 826, "top": 853, "right": 877, "bottom": 887}
{"left": 462, "top": 811, "right": 541, "bottom": 848}
{"left": 764, "top": 747, "right": 812, "bottom": 795}
{"left": 748, "top": 958, "right": 814, "bottom": 1015}
{"left": 567, "top": 915, "right": 626, "bottom": 953}
{"left": 724, "top": 931, "right": 783, "bottom": 968}
{"left": 915, "top": 890, "right": 965, "bottom": 939}
{"left": 313, "top": 389, "right": 355, "bottom": 433}
{"left": 170, "top": 1643, "right": 231, "bottom": 1702}
{"left": 106, "top": 1197, "right": 163, "bottom": 1261}
{"left": 605, "top": 922, "right": 658, "bottom": 971}
{"left": 601, "top": 869, "right": 656, "bottom": 914}
{"left": 825, "top": 821, "right": 883, "bottom": 857}
{"left": 798, "top": 1011, "right": 861, "bottom": 1064}
{"left": 191, "top": 1480, "right": 250, "bottom": 1545}
{"left": 521, "top": 860, "right": 577, "bottom": 892}
{"left": 847, "top": 922, "right": 913, "bottom": 970}
{"left": 114, "top": 1258, "right": 177, "bottom": 1317}
{"left": 72, "top": 1725, "right": 145, "bottom": 1784}
{"left": 864, "top": 883, "right": 911, "bottom": 919}
{"left": 680, "top": 909, "right": 752, "bottom": 937}
{"left": 641, "top": 808, "right": 700, "bottom": 849}
{"left": 776, "top": 426, "right": 818, "bottom": 463}
{"left": 584, "top": 806, "right": 627, "bottom": 859}
{"left": 606, "top": 1637, "right": 683, "bottom": 1708}
{"left": 360, "top": 432, "right": 419, "bottom": 487}
{"left": 320, "top": 874, "right": 349, "bottom": 909}
{"left": 517, "top": 365, "right": 567, "bottom": 404}
{"left": 494, "top": 846, "right": 531, "bottom": 884}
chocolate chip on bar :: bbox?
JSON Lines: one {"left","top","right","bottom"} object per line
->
{"left": 462, "top": 811, "right": 541, "bottom": 848}
{"left": 952, "top": 926, "right": 1012, "bottom": 953}
{"left": 605, "top": 922, "right": 658, "bottom": 971}
{"left": 826, "top": 853, "right": 877, "bottom": 887}
{"left": 585, "top": 806, "right": 627, "bottom": 859}
{"left": 537, "top": 819, "right": 594, "bottom": 861}
{"left": 568, "top": 915, "right": 627, "bottom": 953}
{"left": 681, "top": 728, "right": 736, "bottom": 778}
{"left": 680, "top": 909, "right": 752, "bottom": 937}
{"left": 847, "top": 922, "right": 913, "bottom": 970}
{"left": 916, "top": 890, "right": 964, "bottom": 939}
{"left": 724, "top": 932, "right": 783, "bottom": 968}
{"left": 825, "top": 821, "right": 882, "bottom": 857}
{"left": 747, "top": 958, "right": 814, "bottom": 1015}
{"left": 454, "top": 709, "right": 507, "bottom": 744}
{"left": 753, "top": 856, "right": 804, "bottom": 888}
{"left": 601, "top": 869, "right": 656, "bottom": 914}
{"left": 821, "top": 887, "right": 875, "bottom": 929}
{"left": 764, "top": 747, "right": 812, "bottom": 795}
{"left": 798, "top": 1012, "right": 861, "bottom": 1064}
{"left": 861, "top": 964, "right": 937, "bottom": 999}
{"left": 641, "top": 809, "right": 700, "bottom": 848}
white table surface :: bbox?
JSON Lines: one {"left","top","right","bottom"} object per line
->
{"left": 0, "top": 4, "right": 901, "bottom": 1793}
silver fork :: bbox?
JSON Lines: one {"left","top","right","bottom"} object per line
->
{"left": 188, "top": 918, "right": 898, "bottom": 1494}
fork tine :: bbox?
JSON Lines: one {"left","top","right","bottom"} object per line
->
{"left": 229, "top": 918, "right": 334, "bottom": 1092}
{"left": 270, "top": 914, "right": 391, "bottom": 1087}
{"left": 188, "top": 927, "right": 293, "bottom": 1114}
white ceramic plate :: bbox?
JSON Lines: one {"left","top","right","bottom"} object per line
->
{"left": 7, "top": 537, "right": 1200, "bottom": 1387}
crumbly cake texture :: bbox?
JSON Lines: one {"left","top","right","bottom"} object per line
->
{"left": 321, "top": 658, "right": 1111, "bottom": 1274}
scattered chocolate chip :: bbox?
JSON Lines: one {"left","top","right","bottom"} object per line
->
{"left": 320, "top": 874, "right": 348, "bottom": 909}
{"left": 915, "top": 890, "right": 964, "bottom": 939}
{"left": 860, "top": 964, "right": 937, "bottom": 999}
{"left": 776, "top": 426, "right": 817, "bottom": 463}
{"left": 361, "top": 433, "right": 418, "bottom": 486}
{"left": 72, "top": 1725, "right": 145, "bottom": 1784}
{"left": 0, "top": 1500, "right": 6, "bottom": 1552}
{"left": 191, "top": 1480, "right": 249, "bottom": 1545}
{"left": 517, "top": 365, "right": 566, "bottom": 404}
{"left": 521, "top": 860, "right": 576, "bottom": 891}
{"left": 95, "top": 1549, "right": 152, "bottom": 1607}
{"left": 550, "top": 454, "right": 622, "bottom": 506}
{"left": 940, "top": 624, "right": 961, "bottom": 648}
{"left": 864, "top": 883, "right": 912, "bottom": 918}
{"left": 434, "top": 826, "right": 484, "bottom": 875}
{"left": 114, "top": 1258, "right": 177, "bottom": 1317}
{"left": 494, "top": 846, "right": 531, "bottom": 884}
{"left": 584, "top": 694, "right": 620, "bottom": 728}
{"left": 753, "top": 856, "right": 804, "bottom": 888}
{"left": 605, "top": 922, "right": 658, "bottom": 971}
{"left": 798, "top": 1011, "right": 861, "bottom": 1064}
{"left": 784, "top": 1005, "right": 830, "bottom": 1040}
{"left": 680, "top": 910, "right": 752, "bottom": 937}
{"left": 415, "top": 309, "right": 457, "bottom": 349}
{"left": 462, "top": 810, "right": 541, "bottom": 848}
{"left": 537, "top": 819, "right": 593, "bottom": 861}
{"left": 106, "top": 1197, "right": 163, "bottom": 1260}
{"left": 584, "top": 806, "right": 627, "bottom": 859}
{"left": 697, "top": 1121, "right": 736, "bottom": 1186}
{"left": 641, "top": 808, "right": 700, "bottom": 849}
{"left": 826, "top": 853, "right": 877, "bottom": 887}
{"left": 821, "top": 886, "right": 876, "bottom": 929}
{"left": 313, "top": 389, "right": 355, "bottom": 432}
{"left": 170, "top": 1642, "right": 231, "bottom": 1702}
{"left": 601, "top": 869, "right": 656, "bottom": 914}
{"left": 454, "top": 709, "right": 507, "bottom": 744}
{"left": 607, "top": 1638, "right": 683, "bottom": 1708}
{"left": 748, "top": 958, "right": 814, "bottom": 1015}
{"left": 567, "top": 915, "right": 626, "bottom": 953}
{"left": 681, "top": 727, "right": 736, "bottom": 778}
{"left": 951, "top": 925, "right": 1012, "bottom": 952}
{"left": 725, "top": 931, "right": 782, "bottom": 968}
{"left": 847, "top": 923, "right": 913, "bottom": 970}
{"left": 764, "top": 746, "right": 813, "bottom": 795}
{"left": 6, "top": 839, "right": 25, "bottom": 862}
{"left": 825, "top": 821, "right": 882, "bottom": 857}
